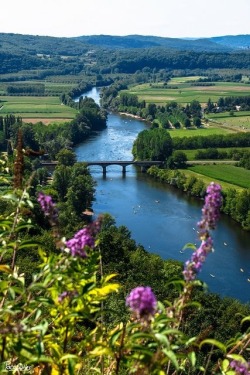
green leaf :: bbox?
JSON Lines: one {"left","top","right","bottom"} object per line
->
{"left": 35, "top": 309, "right": 42, "bottom": 322}
{"left": 181, "top": 301, "right": 201, "bottom": 310}
{"left": 162, "top": 349, "right": 179, "bottom": 369}
{"left": 199, "top": 339, "right": 226, "bottom": 353}
{"left": 182, "top": 243, "right": 197, "bottom": 251}
{"left": 241, "top": 316, "right": 250, "bottom": 324}
{"left": 2, "top": 193, "right": 19, "bottom": 202}
{"left": 110, "top": 330, "right": 122, "bottom": 347}
{"left": 221, "top": 359, "right": 230, "bottom": 372}
{"left": 131, "top": 332, "right": 153, "bottom": 341}
{"left": 130, "top": 345, "right": 154, "bottom": 358}
{"left": 188, "top": 352, "right": 196, "bottom": 367}
{"left": 104, "top": 273, "right": 118, "bottom": 283}
{"left": 59, "top": 354, "right": 78, "bottom": 362}
{"left": 8, "top": 287, "right": 15, "bottom": 299}
{"left": 19, "top": 239, "right": 41, "bottom": 249}
{"left": 155, "top": 333, "right": 169, "bottom": 347}
{"left": 227, "top": 353, "right": 247, "bottom": 363}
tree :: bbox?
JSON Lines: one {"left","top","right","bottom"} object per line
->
{"left": 184, "top": 118, "right": 191, "bottom": 128}
{"left": 132, "top": 128, "right": 173, "bottom": 161}
{"left": 56, "top": 149, "right": 76, "bottom": 166}
{"left": 66, "top": 175, "right": 95, "bottom": 215}
{"left": 172, "top": 150, "right": 187, "bottom": 168}
{"left": 52, "top": 166, "right": 72, "bottom": 201}
{"left": 193, "top": 117, "right": 202, "bottom": 127}
{"left": 189, "top": 100, "right": 202, "bottom": 118}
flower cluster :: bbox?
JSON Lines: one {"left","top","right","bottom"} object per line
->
{"left": 37, "top": 192, "right": 58, "bottom": 222}
{"left": 230, "top": 360, "right": 250, "bottom": 374}
{"left": 126, "top": 286, "right": 157, "bottom": 319}
{"left": 183, "top": 182, "right": 222, "bottom": 282}
{"left": 58, "top": 290, "right": 78, "bottom": 303}
{"left": 198, "top": 182, "right": 222, "bottom": 233}
{"left": 66, "top": 218, "right": 102, "bottom": 258}
{"left": 66, "top": 227, "right": 95, "bottom": 258}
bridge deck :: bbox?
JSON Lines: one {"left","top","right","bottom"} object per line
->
{"left": 41, "top": 160, "right": 163, "bottom": 166}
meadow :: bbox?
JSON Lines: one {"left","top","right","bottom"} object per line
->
{"left": 0, "top": 80, "right": 77, "bottom": 96}
{"left": 207, "top": 111, "right": 250, "bottom": 131}
{"left": 186, "top": 164, "right": 250, "bottom": 189}
{"left": 129, "top": 78, "right": 250, "bottom": 105}
{"left": 0, "top": 95, "right": 77, "bottom": 123}
{"left": 183, "top": 147, "right": 250, "bottom": 160}
{"left": 168, "top": 126, "right": 233, "bottom": 138}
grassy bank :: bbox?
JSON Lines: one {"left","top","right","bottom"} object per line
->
{"left": 186, "top": 164, "right": 250, "bottom": 189}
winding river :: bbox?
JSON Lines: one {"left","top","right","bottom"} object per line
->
{"left": 75, "top": 88, "right": 250, "bottom": 303}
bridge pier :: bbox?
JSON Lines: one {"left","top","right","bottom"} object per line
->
{"left": 102, "top": 166, "right": 107, "bottom": 176}
{"left": 122, "top": 165, "right": 126, "bottom": 174}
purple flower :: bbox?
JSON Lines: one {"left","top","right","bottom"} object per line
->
{"left": 58, "top": 290, "right": 77, "bottom": 302}
{"left": 66, "top": 227, "right": 94, "bottom": 258}
{"left": 126, "top": 286, "right": 157, "bottom": 319}
{"left": 65, "top": 218, "right": 102, "bottom": 258}
{"left": 37, "top": 192, "right": 58, "bottom": 222}
{"left": 183, "top": 182, "right": 222, "bottom": 282}
{"left": 198, "top": 182, "right": 222, "bottom": 233}
{"left": 230, "top": 360, "right": 250, "bottom": 374}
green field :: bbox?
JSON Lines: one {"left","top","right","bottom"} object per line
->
{"left": 206, "top": 111, "right": 250, "bottom": 131}
{"left": 183, "top": 147, "right": 250, "bottom": 160}
{"left": 0, "top": 80, "right": 77, "bottom": 96}
{"left": 168, "top": 126, "right": 233, "bottom": 138}
{"left": 0, "top": 95, "right": 77, "bottom": 123}
{"left": 128, "top": 79, "right": 250, "bottom": 105}
{"left": 187, "top": 164, "right": 250, "bottom": 189}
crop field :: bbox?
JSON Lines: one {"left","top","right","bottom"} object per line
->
{"left": 128, "top": 79, "right": 250, "bottom": 105}
{"left": 183, "top": 147, "right": 250, "bottom": 160}
{"left": 0, "top": 80, "right": 77, "bottom": 96}
{"left": 187, "top": 164, "right": 250, "bottom": 189}
{"left": 207, "top": 111, "right": 250, "bottom": 131}
{"left": 181, "top": 169, "right": 244, "bottom": 191}
{"left": 169, "top": 126, "right": 232, "bottom": 138}
{"left": 0, "top": 95, "right": 77, "bottom": 123}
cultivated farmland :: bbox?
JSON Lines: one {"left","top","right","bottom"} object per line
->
{"left": 128, "top": 78, "right": 250, "bottom": 105}
{"left": 0, "top": 95, "right": 77, "bottom": 124}
{"left": 187, "top": 164, "right": 250, "bottom": 189}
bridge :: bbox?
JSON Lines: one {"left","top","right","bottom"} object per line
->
{"left": 41, "top": 160, "right": 164, "bottom": 175}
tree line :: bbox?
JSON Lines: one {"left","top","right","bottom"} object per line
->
{"left": 0, "top": 98, "right": 107, "bottom": 158}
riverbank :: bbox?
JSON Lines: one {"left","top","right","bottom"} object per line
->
{"left": 119, "top": 111, "right": 148, "bottom": 122}
{"left": 76, "top": 87, "right": 250, "bottom": 302}
{"left": 147, "top": 165, "right": 250, "bottom": 231}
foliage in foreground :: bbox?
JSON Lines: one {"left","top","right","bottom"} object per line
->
{"left": 0, "top": 157, "right": 249, "bottom": 374}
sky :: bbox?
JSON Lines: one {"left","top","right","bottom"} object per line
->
{"left": 1, "top": 0, "right": 249, "bottom": 39}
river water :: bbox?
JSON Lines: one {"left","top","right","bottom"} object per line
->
{"left": 75, "top": 88, "right": 250, "bottom": 303}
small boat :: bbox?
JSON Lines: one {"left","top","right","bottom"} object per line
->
{"left": 247, "top": 279, "right": 250, "bottom": 282}
{"left": 240, "top": 268, "right": 244, "bottom": 272}
{"left": 223, "top": 242, "right": 228, "bottom": 246}
{"left": 210, "top": 274, "right": 215, "bottom": 278}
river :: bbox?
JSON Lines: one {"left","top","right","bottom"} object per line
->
{"left": 75, "top": 88, "right": 250, "bottom": 303}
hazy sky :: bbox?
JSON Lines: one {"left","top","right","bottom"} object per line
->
{"left": 1, "top": 0, "right": 249, "bottom": 39}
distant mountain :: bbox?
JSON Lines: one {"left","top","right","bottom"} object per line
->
{"left": 73, "top": 34, "right": 232, "bottom": 52}
{"left": 0, "top": 33, "right": 89, "bottom": 55}
{"left": 0, "top": 33, "right": 249, "bottom": 56}
{"left": 208, "top": 35, "right": 250, "bottom": 50}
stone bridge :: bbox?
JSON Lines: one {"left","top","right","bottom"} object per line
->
{"left": 41, "top": 160, "right": 164, "bottom": 175}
